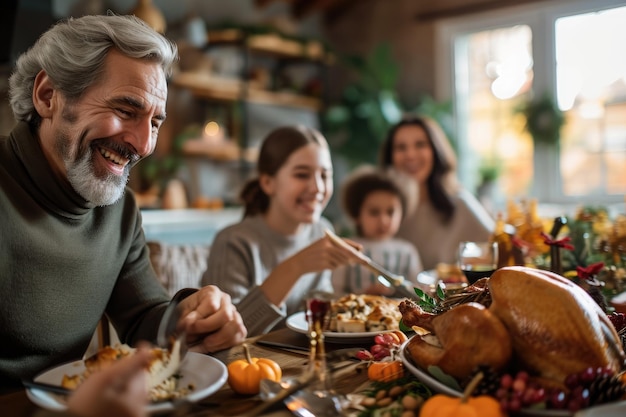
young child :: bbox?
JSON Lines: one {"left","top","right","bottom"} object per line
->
{"left": 332, "top": 166, "right": 423, "bottom": 296}
{"left": 200, "top": 125, "right": 363, "bottom": 336}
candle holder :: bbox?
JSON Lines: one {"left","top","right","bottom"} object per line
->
{"left": 304, "top": 291, "right": 332, "bottom": 391}
{"left": 301, "top": 291, "right": 342, "bottom": 414}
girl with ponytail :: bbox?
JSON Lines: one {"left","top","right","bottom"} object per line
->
{"left": 201, "top": 125, "right": 361, "bottom": 336}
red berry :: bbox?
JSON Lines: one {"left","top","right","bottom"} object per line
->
{"left": 356, "top": 350, "right": 373, "bottom": 361}
{"left": 533, "top": 387, "right": 546, "bottom": 403}
{"left": 565, "top": 373, "right": 579, "bottom": 389}
{"left": 549, "top": 390, "right": 568, "bottom": 409}
{"left": 373, "top": 348, "right": 390, "bottom": 360}
{"left": 370, "top": 344, "right": 386, "bottom": 355}
{"left": 499, "top": 398, "right": 509, "bottom": 412}
{"left": 381, "top": 333, "right": 396, "bottom": 346}
{"left": 597, "top": 366, "right": 614, "bottom": 378}
{"left": 508, "top": 397, "right": 522, "bottom": 412}
{"left": 500, "top": 374, "right": 513, "bottom": 388}
{"left": 512, "top": 378, "right": 526, "bottom": 393}
{"left": 516, "top": 370, "right": 529, "bottom": 382}
{"left": 373, "top": 334, "right": 386, "bottom": 346}
{"left": 579, "top": 367, "right": 596, "bottom": 384}
{"left": 567, "top": 399, "right": 582, "bottom": 412}
{"left": 521, "top": 388, "right": 536, "bottom": 405}
{"left": 495, "top": 387, "right": 508, "bottom": 400}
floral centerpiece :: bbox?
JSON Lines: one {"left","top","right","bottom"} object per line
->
{"left": 499, "top": 200, "right": 626, "bottom": 300}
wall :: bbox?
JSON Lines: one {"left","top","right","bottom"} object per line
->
{"left": 322, "top": 0, "right": 434, "bottom": 108}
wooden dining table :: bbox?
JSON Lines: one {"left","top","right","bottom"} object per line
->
{"left": 0, "top": 328, "right": 374, "bottom": 417}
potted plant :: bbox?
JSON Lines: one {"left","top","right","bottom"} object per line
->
{"left": 323, "top": 44, "right": 455, "bottom": 167}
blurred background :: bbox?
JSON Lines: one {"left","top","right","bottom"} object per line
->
{"left": 1, "top": 0, "right": 625, "bottom": 233}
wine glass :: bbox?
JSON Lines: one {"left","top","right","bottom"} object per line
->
{"left": 458, "top": 241, "right": 498, "bottom": 284}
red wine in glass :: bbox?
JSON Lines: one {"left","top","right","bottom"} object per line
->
{"left": 458, "top": 241, "right": 498, "bottom": 285}
{"left": 461, "top": 264, "right": 496, "bottom": 284}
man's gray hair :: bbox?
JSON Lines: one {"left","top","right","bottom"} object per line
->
{"left": 9, "top": 13, "right": 178, "bottom": 124}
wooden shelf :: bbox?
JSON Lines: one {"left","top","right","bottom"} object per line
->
{"left": 206, "top": 29, "right": 330, "bottom": 63}
{"left": 182, "top": 139, "right": 239, "bottom": 161}
{"left": 172, "top": 71, "right": 322, "bottom": 111}
{"left": 182, "top": 139, "right": 258, "bottom": 163}
{"left": 172, "top": 28, "right": 327, "bottom": 173}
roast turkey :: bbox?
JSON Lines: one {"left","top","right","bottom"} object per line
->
{"left": 401, "top": 302, "right": 512, "bottom": 380}
{"left": 400, "top": 266, "right": 625, "bottom": 388}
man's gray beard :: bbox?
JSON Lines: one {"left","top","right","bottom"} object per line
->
{"left": 66, "top": 147, "right": 128, "bottom": 206}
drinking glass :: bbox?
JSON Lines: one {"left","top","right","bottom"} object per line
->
{"left": 458, "top": 241, "right": 498, "bottom": 284}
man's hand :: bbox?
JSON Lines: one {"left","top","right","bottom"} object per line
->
{"left": 180, "top": 285, "right": 247, "bottom": 353}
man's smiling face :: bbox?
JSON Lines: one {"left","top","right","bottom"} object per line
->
{"left": 35, "top": 49, "right": 167, "bottom": 206}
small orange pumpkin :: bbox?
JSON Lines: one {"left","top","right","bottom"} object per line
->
{"left": 227, "top": 343, "right": 282, "bottom": 395}
{"left": 367, "top": 360, "right": 404, "bottom": 382}
{"left": 419, "top": 372, "right": 504, "bottom": 417}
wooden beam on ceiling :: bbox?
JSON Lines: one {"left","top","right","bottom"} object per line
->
{"left": 292, "top": 0, "right": 337, "bottom": 19}
{"left": 256, "top": 0, "right": 360, "bottom": 22}
{"left": 415, "top": 0, "right": 553, "bottom": 22}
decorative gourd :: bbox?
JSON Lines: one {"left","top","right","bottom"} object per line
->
{"left": 367, "top": 360, "right": 404, "bottom": 382}
{"left": 419, "top": 372, "right": 504, "bottom": 417}
{"left": 227, "top": 344, "right": 282, "bottom": 395}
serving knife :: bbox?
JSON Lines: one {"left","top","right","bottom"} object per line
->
{"left": 324, "top": 229, "right": 416, "bottom": 299}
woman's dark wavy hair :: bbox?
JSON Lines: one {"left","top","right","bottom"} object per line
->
{"left": 240, "top": 125, "right": 329, "bottom": 217}
{"left": 379, "top": 115, "right": 458, "bottom": 223}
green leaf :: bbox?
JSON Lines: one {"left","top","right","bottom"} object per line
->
{"left": 399, "top": 319, "right": 412, "bottom": 333}
{"left": 427, "top": 366, "right": 463, "bottom": 392}
{"left": 436, "top": 285, "right": 446, "bottom": 300}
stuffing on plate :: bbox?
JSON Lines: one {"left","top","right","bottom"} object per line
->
{"left": 61, "top": 344, "right": 193, "bottom": 402}
{"left": 329, "top": 294, "right": 402, "bottom": 333}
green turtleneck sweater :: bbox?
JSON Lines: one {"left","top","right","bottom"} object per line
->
{"left": 0, "top": 122, "right": 170, "bottom": 392}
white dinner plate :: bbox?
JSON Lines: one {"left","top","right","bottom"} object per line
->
{"left": 286, "top": 311, "right": 379, "bottom": 344}
{"left": 398, "top": 339, "right": 626, "bottom": 417}
{"left": 26, "top": 352, "right": 227, "bottom": 413}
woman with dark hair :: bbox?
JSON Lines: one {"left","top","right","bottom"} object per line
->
{"left": 379, "top": 115, "right": 495, "bottom": 271}
{"left": 201, "top": 125, "right": 362, "bottom": 336}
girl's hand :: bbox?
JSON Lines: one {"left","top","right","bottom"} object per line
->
{"left": 292, "top": 235, "right": 363, "bottom": 273}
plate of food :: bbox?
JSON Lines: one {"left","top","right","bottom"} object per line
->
{"left": 26, "top": 350, "right": 227, "bottom": 413}
{"left": 398, "top": 266, "right": 626, "bottom": 417}
{"left": 286, "top": 294, "right": 403, "bottom": 342}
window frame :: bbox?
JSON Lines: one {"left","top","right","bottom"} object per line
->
{"left": 435, "top": 0, "right": 626, "bottom": 206}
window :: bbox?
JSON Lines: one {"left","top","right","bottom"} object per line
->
{"left": 436, "top": 0, "right": 626, "bottom": 213}
{"left": 556, "top": 7, "right": 626, "bottom": 197}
